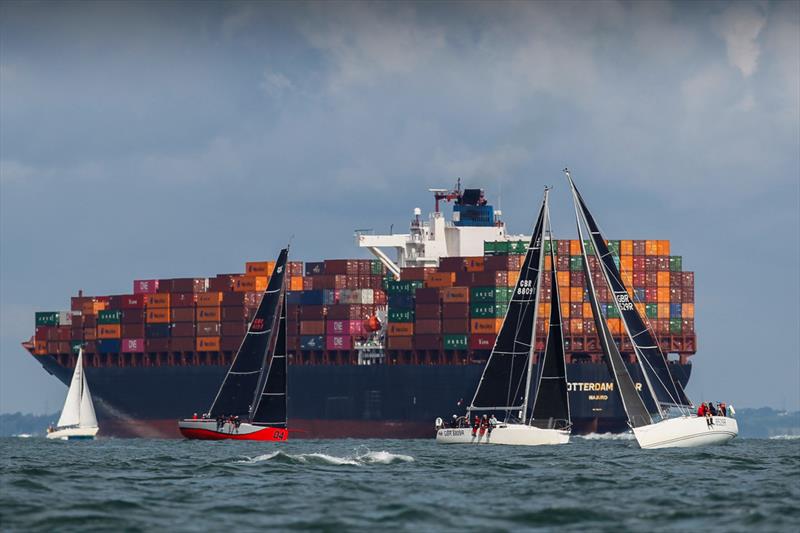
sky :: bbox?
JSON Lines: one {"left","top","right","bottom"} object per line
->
{"left": 1, "top": 0, "right": 798, "bottom": 414}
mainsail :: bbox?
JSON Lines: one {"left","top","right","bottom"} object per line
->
{"left": 470, "top": 191, "right": 546, "bottom": 415}
{"left": 567, "top": 173, "right": 691, "bottom": 411}
{"left": 56, "top": 349, "right": 97, "bottom": 429}
{"left": 530, "top": 203, "right": 570, "bottom": 429}
{"left": 209, "top": 248, "right": 289, "bottom": 418}
{"left": 250, "top": 295, "right": 288, "bottom": 427}
{"left": 568, "top": 173, "right": 653, "bottom": 428}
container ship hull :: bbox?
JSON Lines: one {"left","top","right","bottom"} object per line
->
{"left": 32, "top": 353, "right": 690, "bottom": 438}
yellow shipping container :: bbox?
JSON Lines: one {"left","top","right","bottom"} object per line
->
{"left": 146, "top": 308, "right": 170, "bottom": 324}
{"left": 645, "top": 240, "right": 659, "bottom": 256}
{"left": 657, "top": 240, "right": 670, "bottom": 256}
{"left": 290, "top": 276, "right": 304, "bottom": 291}
{"left": 147, "top": 293, "right": 170, "bottom": 308}
{"left": 657, "top": 271, "right": 670, "bottom": 287}
{"left": 470, "top": 318, "right": 503, "bottom": 334}
{"left": 246, "top": 261, "right": 274, "bottom": 277}
{"left": 197, "top": 292, "right": 223, "bottom": 306}
{"left": 196, "top": 337, "right": 221, "bottom": 352}
{"left": 543, "top": 256, "right": 552, "bottom": 271}
{"left": 682, "top": 303, "right": 695, "bottom": 318}
{"left": 620, "top": 240, "right": 633, "bottom": 256}
{"left": 97, "top": 324, "right": 121, "bottom": 339}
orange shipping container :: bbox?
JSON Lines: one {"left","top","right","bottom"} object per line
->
{"left": 507, "top": 271, "right": 520, "bottom": 288}
{"left": 583, "top": 303, "right": 593, "bottom": 317}
{"left": 557, "top": 271, "right": 570, "bottom": 288}
{"left": 682, "top": 303, "right": 695, "bottom": 318}
{"left": 658, "top": 303, "right": 670, "bottom": 319}
{"left": 607, "top": 318, "right": 622, "bottom": 335}
{"left": 425, "top": 272, "right": 456, "bottom": 288}
{"left": 464, "top": 257, "right": 484, "bottom": 272}
{"left": 657, "top": 271, "right": 670, "bottom": 287}
{"left": 290, "top": 276, "right": 304, "bottom": 291}
{"left": 571, "top": 318, "right": 584, "bottom": 334}
{"left": 388, "top": 323, "right": 414, "bottom": 336}
{"left": 561, "top": 303, "right": 570, "bottom": 318}
{"left": 82, "top": 300, "right": 107, "bottom": 315}
{"left": 635, "top": 302, "right": 646, "bottom": 317}
{"left": 543, "top": 255, "right": 552, "bottom": 271}
{"left": 196, "top": 337, "right": 221, "bottom": 351}
{"left": 233, "top": 276, "right": 268, "bottom": 292}
{"left": 570, "top": 287, "right": 583, "bottom": 302}
{"left": 657, "top": 240, "right": 670, "bottom": 256}
{"left": 622, "top": 272, "right": 633, "bottom": 288}
{"left": 620, "top": 256, "right": 633, "bottom": 273}
{"left": 84, "top": 328, "right": 97, "bottom": 340}
{"left": 620, "top": 240, "right": 633, "bottom": 256}
{"left": 196, "top": 306, "right": 221, "bottom": 322}
{"left": 97, "top": 324, "right": 121, "bottom": 339}
{"left": 538, "top": 303, "right": 551, "bottom": 317}
{"left": 569, "top": 240, "right": 581, "bottom": 255}
{"left": 147, "top": 293, "right": 170, "bottom": 308}
{"left": 245, "top": 261, "right": 274, "bottom": 277}
{"left": 658, "top": 287, "right": 670, "bottom": 302}
{"left": 645, "top": 240, "right": 659, "bottom": 256}
{"left": 146, "top": 309, "right": 170, "bottom": 324}
{"left": 441, "top": 287, "right": 469, "bottom": 303}
{"left": 470, "top": 318, "right": 503, "bottom": 334}
{"left": 197, "top": 292, "right": 223, "bottom": 306}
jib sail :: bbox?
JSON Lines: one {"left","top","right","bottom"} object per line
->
{"left": 250, "top": 294, "right": 288, "bottom": 427}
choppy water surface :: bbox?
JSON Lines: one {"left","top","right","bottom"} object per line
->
{"left": 1, "top": 436, "right": 798, "bottom": 531}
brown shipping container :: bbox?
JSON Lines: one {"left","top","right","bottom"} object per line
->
{"left": 300, "top": 321, "right": 325, "bottom": 335}
{"left": 170, "top": 293, "right": 196, "bottom": 307}
{"left": 222, "top": 322, "right": 247, "bottom": 337}
{"left": 401, "top": 267, "right": 426, "bottom": 281}
{"left": 196, "top": 307, "right": 222, "bottom": 322}
{"left": 388, "top": 323, "right": 413, "bottom": 336}
{"left": 122, "top": 324, "right": 145, "bottom": 338}
{"left": 415, "top": 304, "right": 441, "bottom": 319}
{"left": 633, "top": 240, "right": 646, "bottom": 256}
{"left": 415, "top": 288, "right": 440, "bottom": 304}
{"left": 387, "top": 336, "right": 413, "bottom": 350}
{"left": 438, "top": 257, "right": 465, "bottom": 272}
{"left": 171, "top": 307, "right": 195, "bottom": 322}
{"left": 441, "top": 287, "right": 469, "bottom": 303}
{"left": 682, "top": 287, "right": 694, "bottom": 303}
{"left": 414, "top": 334, "right": 441, "bottom": 350}
{"left": 300, "top": 305, "right": 325, "bottom": 320}
{"left": 209, "top": 276, "right": 236, "bottom": 292}
{"left": 288, "top": 261, "right": 304, "bottom": 277}
{"left": 171, "top": 337, "right": 195, "bottom": 351}
{"left": 197, "top": 322, "right": 222, "bottom": 336}
{"left": 221, "top": 307, "right": 245, "bottom": 321}
{"left": 83, "top": 328, "right": 97, "bottom": 340}
{"left": 442, "top": 303, "right": 469, "bottom": 319}
{"left": 442, "top": 318, "right": 469, "bottom": 334}
{"left": 146, "top": 338, "right": 170, "bottom": 351}
{"left": 415, "top": 319, "right": 441, "bottom": 335}
{"left": 196, "top": 337, "right": 221, "bottom": 352}
{"left": 464, "top": 257, "right": 484, "bottom": 272}
{"left": 171, "top": 322, "right": 195, "bottom": 337}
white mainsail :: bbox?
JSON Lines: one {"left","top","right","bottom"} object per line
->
{"left": 56, "top": 350, "right": 97, "bottom": 429}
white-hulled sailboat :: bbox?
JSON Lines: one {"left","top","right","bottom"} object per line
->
{"left": 436, "top": 188, "right": 571, "bottom": 446}
{"left": 565, "top": 169, "right": 737, "bottom": 449}
{"left": 47, "top": 348, "right": 99, "bottom": 440}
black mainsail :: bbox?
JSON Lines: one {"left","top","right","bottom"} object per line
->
{"left": 529, "top": 202, "right": 571, "bottom": 430}
{"left": 567, "top": 173, "right": 653, "bottom": 428}
{"left": 250, "top": 295, "right": 288, "bottom": 427}
{"left": 209, "top": 248, "right": 288, "bottom": 419}
{"left": 469, "top": 192, "right": 547, "bottom": 416}
{"left": 567, "top": 172, "right": 691, "bottom": 412}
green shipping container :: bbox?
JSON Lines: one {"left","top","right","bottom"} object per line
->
{"left": 470, "top": 286, "right": 505, "bottom": 303}
{"left": 470, "top": 303, "right": 506, "bottom": 318}
{"left": 483, "top": 241, "right": 497, "bottom": 255}
{"left": 612, "top": 255, "right": 620, "bottom": 271}
{"left": 444, "top": 334, "right": 468, "bottom": 350}
{"left": 544, "top": 239, "right": 557, "bottom": 254}
{"left": 69, "top": 340, "right": 83, "bottom": 353}
{"left": 370, "top": 260, "right": 383, "bottom": 275}
{"left": 511, "top": 240, "right": 527, "bottom": 255}
{"left": 98, "top": 309, "right": 123, "bottom": 324}
{"left": 583, "top": 240, "right": 595, "bottom": 255}
{"left": 607, "top": 240, "right": 621, "bottom": 257}
{"left": 645, "top": 303, "right": 658, "bottom": 319}
{"left": 388, "top": 309, "right": 414, "bottom": 322}
{"left": 606, "top": 304, "right": 620, "bottom": 319}
{"left": 670, "top": 318, "right": 683, "bottom": 334}
{"left": 569, "top": 256, "right": 584, "bottom": 272}
{"left": 35, "top": 312, "right": 59, "bottom": 326}
{"left": 384, "top": 280, "right": 422, "bottom": 294}
{"left": 497, "top": 241, "right": 512, "bottom": 254}
{"left": 669, "top": 256, "right": 683, "bottom": 272}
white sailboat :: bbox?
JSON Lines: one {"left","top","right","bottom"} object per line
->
{"left": 47, "top": 348, "right": 99, "bottom": 440}
{"left": 436, "top": 188, "right": 571, "bottom": 446}
{"left": 565, "top": 169, "right": 737, "bottom": 449}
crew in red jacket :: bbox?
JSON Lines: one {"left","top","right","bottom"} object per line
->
{"left": 697, "top": 403, "right": 707, "bottom": 417}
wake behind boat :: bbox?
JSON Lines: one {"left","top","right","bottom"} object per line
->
{"left": 436, "top": 188, "right": 571, "bottom": 446}
{"left": 47, "top": 348, "right": 99, "bottom": 440}
{"left": 565, "top": 169, "right": 737, "bottom": 449}
{"left": 178, "top": 247, "right": 290, "bottom": 441}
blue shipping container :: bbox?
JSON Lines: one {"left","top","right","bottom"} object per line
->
{"left": 286, "top": 292, "right": 303, "bottom": 305}
{"left": 145, "top": 324, "right": 171, "bottom": 338}
{"left": 305, "top": 262, "right": 325, "bottom": 276}
{"left": 299, "top": 291, "right": 325, "bottom": 306}
{"left": 98, "top": 339, "right": 121, "bottom": 353}
{"left": 299, "top": 335, "right": 325, "bottom": 350}
{"left": 388, "top": 294, "right": 415, "bottom": 309}
{"left": 634, "top": 288, "right": 646, "bottom": 302}
{"left": 670, "top": 303, "right": 682, "bottom": 318}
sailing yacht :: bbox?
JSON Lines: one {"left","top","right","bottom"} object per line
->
{"left": 436, "top": 188, "right": 571, "bottom": 446}
{"left": 565, "top": 169, "right": 737, "bottom": 449}
{"left": 178, "top": 248, "right": 290, "bottom": 441}
{"left": 47, "top": 348, "right": 99, "bottom": 440}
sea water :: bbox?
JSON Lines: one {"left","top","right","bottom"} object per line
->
{"left": 1, "top": 436, "right": 798, "bottom": 531}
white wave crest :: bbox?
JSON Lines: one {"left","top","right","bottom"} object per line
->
{"left": 577, "top": 432, "right": 636, "bottom": 441}
{"left": 768, "top": 434, "right": 800, "bottom": 440}
{"left": 236, "top": 449, "right": 414, "bottom": 466}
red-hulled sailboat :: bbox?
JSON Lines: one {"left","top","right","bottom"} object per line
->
{"left": 178, "top": 248, "right": 289, "bottom": 441}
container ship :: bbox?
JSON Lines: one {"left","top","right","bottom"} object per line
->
{"left": 24, "top": 184, "right": 696, "bottom": 438}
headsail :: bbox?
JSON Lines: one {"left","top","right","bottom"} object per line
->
{"left": 568, "top": 173, "right": 691, "bottom": 411}
{"left": 209, "top": 248, "right": 289, "bottom": 418}
{"left": 529, "top": 201, "right": 571, "bottom": 430}
{"left": 469, "top": 191, "right": 546, "bottom": 415}
{"left": 567, "top": 172, "right": 653, "bottom": 428}
{"left": 250, "top": 293, "right": 288, "bottom": 427}
{"left": 78, "top": 356, "right": 98, "bottom": 428}
{"left": 57, "top": 349, "right": 84, "bottom": 428}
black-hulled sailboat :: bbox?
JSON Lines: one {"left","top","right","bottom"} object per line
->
{"left": 178, "top": 248, "right": 289, "bottom": 441}
{"left": 436, "top": 188, "right": 571, "bottom": 446}
{"left": 565, "top": 169, "right": 737, "bottom": 448}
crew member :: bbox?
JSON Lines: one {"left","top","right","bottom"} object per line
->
{"left": 697, "top": 403, "right": 706, "bottom": 417}
{"left": 472, "top": 415, "right": 480, "bottom": 437}
{"left": 488, "top": 414, "right": 498, "bottom": 435}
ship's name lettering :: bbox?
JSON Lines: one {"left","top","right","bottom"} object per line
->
{"left": 615, "top": 293, "right": 634, "bottom": 311}
{"left": 568, "top": 382, "right": 643, "bottom": 392}
{"left": 440, "top": 429, "right": 466, "bottom": 437}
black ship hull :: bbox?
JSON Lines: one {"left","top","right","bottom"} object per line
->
{"left": 33, "top": 354, "right": 691, "bottom": 438}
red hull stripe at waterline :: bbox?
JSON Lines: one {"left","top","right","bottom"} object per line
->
{"left": 179, "top": 426, "right": 288, "bottom": 441}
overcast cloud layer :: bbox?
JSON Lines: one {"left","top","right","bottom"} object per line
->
{"left": 1, "top": 0, "right": 798, "bottom": 414}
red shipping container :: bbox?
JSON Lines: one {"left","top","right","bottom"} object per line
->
{"left": 415, "top": 319, "right": 441, "bottom": 334}
{"left": 326, "top": 335, "right": 353, "bottom": 351}
{"left": 222, "top": 322, "right": 246, "bottom": 337}
{"left": 171, "top": 322, "right": 195, "bottom": 337}
{"left": 633, "top": 257, "right": 646, "bottom": 272}
{"left": 171, "top": 307, "right": 195, "bottom": 323}
{"left": 438, "top": 257, "right": 465, "bottom": 272}
{"left": 300, "top": 321, "right": 325, "bottom": 335}
{"left": 327, "top": 319, "right": 349, "bottom": 335}
{"left": 645, "top": 272, "right": 657, "bottom": 288}
{"left": 387, "top": 336, "right": 413, "bottom": 350}
{"left": 442, "top": 318, "right": 469, "bottom": 334}
{"left": 469, "top": 334, "right": 497, "bottom": 350}
{"left": 401, "top": 267, "right": 426, "bottom": 281}
{"left": 122, "top": 324, "right": 145, "bottom": 338}
{"left": 121, "top": 309, "right": 145, "bottom": 324}
{"left": 121, "top": 338, "right": 145, "bottom": 352}
{"left": 414, "top": 334, "right": 441, "bottom": 350}
{"left": 683, "top": 272, "right": 695, "bottom": 288}
{"left": 71, "top": 296, "right": 93, "bottom": 311}
{"left": 120, "top": 295, "right": 147, "bottom": 309}
{"left": 645, "top": 257, "right": 658, "bottom": 272}
{"left": 35, "top": 326, "right": 49, "bottom": 341}
{"left": 147, "top": 338, "right": 170, "bottom": 351}
{"left": 171, "top": 337, "right": 195, "bottom": 351}
{"left": 645, "top": 288, "right": 658, "bottom": 303}
{"left": 415, "top": 304, "right": 441, "bottom": 319}
{"left": 415, "top": 288, "right": 440, "bottom": 304}
{"left": 222, "top": 307, "right": 245, "bottom": 321}
{"left": 133, "top": 280, "right": 159, "bottom": 294}
{"left": 442, "top": 303, "right": 469, "bottom": 319}
{"left": 300, "top": 305, "right": 325, "bottom": 320}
